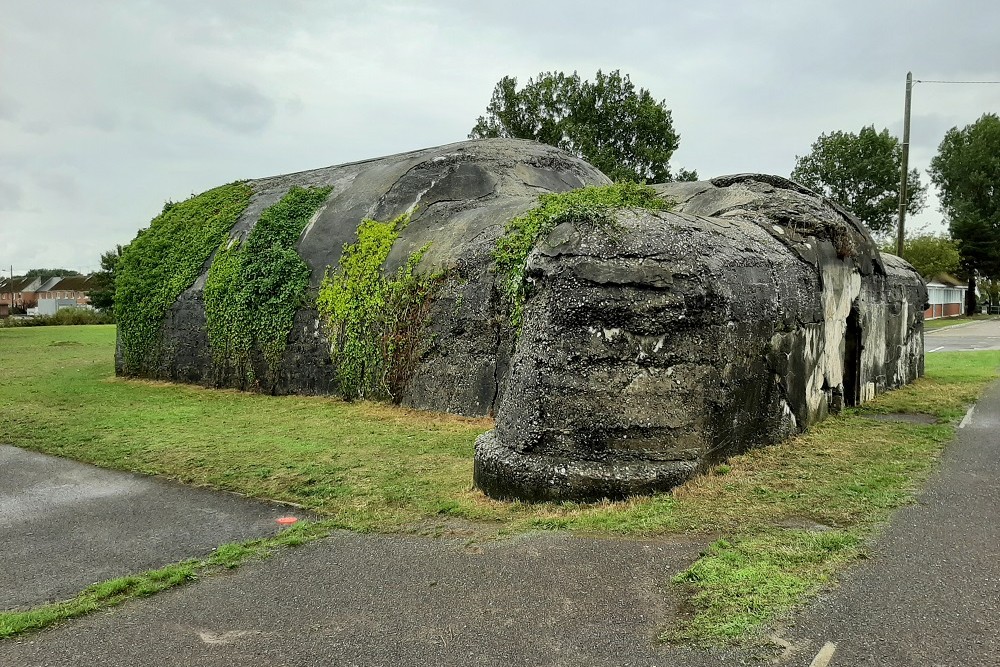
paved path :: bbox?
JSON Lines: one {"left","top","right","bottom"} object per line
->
{"left": 771, "top": 380, "right": 1000, "bottom": 666}
{"left": 925, "top": 318, "right": 1000, "bottom": 352}
{"left": 0, "top": 446, "right": 304, "bottom": 609}
{"left": 1, "top": 530, "right": 707, "bottom": 667}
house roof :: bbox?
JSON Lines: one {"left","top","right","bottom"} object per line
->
{"left": 47, "top": 275, "right": 95, "bottom": 292}
{"left": 0, "top": 276, "right": 42, "bottom": 292}
{"left": 36, "top": 277, "right": 65, "bottom": 292}
{"left": 927, "top": 273, "right": 967, "bottom": 288}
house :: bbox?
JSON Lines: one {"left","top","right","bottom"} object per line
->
{"left": 0, "top": 276, "right": 43, "bottom": 313}
{"left": 35, "top": 275, "right": 96, "bottom": 315}
{"left": 0, "top": 274, "right": 97, "bottom": 317}
{"left": 925, "top": 274, "right": 967, "bottom": 319}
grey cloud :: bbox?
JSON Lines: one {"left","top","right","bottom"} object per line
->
{"left": 892, "top": 112, "right": 973, "bottom": 154}
{"left": 0, "top": 95, "right": 19, "bottom": 122}
{"left": 5, "top": 0, "right": 1000, "bottom": 270}
{"left": 31, "top": 171, "right": 82, "bottom": 200}
{"left": 177, "top": 79, "right": 277, "bottom": 134}
{"left": 0, "top": 181, "right": 24, "bottom": 211}
{"left": 82, "top": 109, "right": 121, "bottom": 132}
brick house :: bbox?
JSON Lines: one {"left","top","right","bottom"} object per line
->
{"left": 924, "top": 274, "right": 968, "bottom": 320}
{"left": 0, "top": 276, "right": 43, "bottom": 312}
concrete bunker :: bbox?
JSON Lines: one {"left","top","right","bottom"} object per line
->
{"left": 116, "top": 139, "right": 925, "bottom": 503}
{"left": 474, "top": 173, "right": 925, "bottom": 501}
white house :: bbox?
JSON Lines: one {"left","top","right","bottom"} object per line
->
{"left": 925, "top": 274, "right": 967, "bottom": 319}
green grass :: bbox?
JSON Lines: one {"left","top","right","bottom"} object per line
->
{"left": 0, "top": 326, "right": 489, "bottom": 533}
{"left": 1, "top": 325, "right": 998, "bottom": 644}
{"left": 924, "top": 314, "right": 999, "bottom": 330}
{"left": 669, "top": 530, "right": 861, "bottom": 642}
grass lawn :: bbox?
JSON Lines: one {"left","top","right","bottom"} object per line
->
{"left": 2, "top": 324, "right": 998, "bottom": 644}
{"left": 924, "top": 313, "right": 999, "bottom": 330}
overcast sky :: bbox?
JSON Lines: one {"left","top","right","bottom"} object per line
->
{"left": 2, "top": 0, "right": 999, "bottom": 273}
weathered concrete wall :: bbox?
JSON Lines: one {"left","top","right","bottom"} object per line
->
{"left": 473, "top": 175, "right": 926, "bottom": 501}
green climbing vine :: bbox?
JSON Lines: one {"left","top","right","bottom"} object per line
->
{"left": 493, "top": 182, "right": 669, "bottom": 326}
{"left": 316, "top": 213, "right": 442, "bottom": 402}
{"left": 204, "top": 185, "right": 332, "bottom": 386}
{"left": 116, "top": 182, "right": 254, "bottom": 374}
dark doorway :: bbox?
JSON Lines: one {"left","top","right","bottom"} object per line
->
{"left": 844, "top": 307, "right": 862, "bottom": 407}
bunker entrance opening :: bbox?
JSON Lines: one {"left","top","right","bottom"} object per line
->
{"left": 844, "top": 306, "right": 862, "bottom": 407}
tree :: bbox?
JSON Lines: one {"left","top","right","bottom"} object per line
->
{"left": 929, "top": 113, "right": 1000, "bottom": 315}
{"left": 880, "top": 232, "right": 960, "bottom": 279}
{"left": 470, "top": 70, "right": 696, "bottom": 183}
{"left": 791, "top": 125, "right": 926, "bottom": 238}
{"left": 87, "top": 245, "right": 124, "bottom": 313}
{"left": 23, "top": 268, "right": 81, "bottom": 279}
{"left": 980, "top": 278, "right": 1000, "bottom": 311}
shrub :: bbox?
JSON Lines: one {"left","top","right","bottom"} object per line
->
{"left": 115, "top": 183, "right": 253, "bottom": 374}
{"left": 204, "top": 186, "right": 332, "bottom": 386}
{"left": 316, "top": 213, "right": 442, "bottom": 401}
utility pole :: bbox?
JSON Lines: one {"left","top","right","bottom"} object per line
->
{"left": 895, "top": 72, "right": 913, "bottom": 257}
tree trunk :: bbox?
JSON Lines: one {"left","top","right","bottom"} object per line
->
{"left": 966, "top": 271, "right": 978, "bottom": 316}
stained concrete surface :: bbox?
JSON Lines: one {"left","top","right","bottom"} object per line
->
{"left": 0, "top": 446, "right": 305, "bottom": 610}
{"left": 925, "top": 318, "right": 1000, "bottom": 352}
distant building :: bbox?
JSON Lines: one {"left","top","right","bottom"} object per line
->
{"left": 1, "top": 274, "right": 96, "bottom": 316}
{"left": 0, "top": 276, "right": 43, "bottom": 312}
{"left": 925, "top": 274, "right": 967, "bottom": 319}
{"left": 35, "top": 275, "right": 96, "bottom": 315}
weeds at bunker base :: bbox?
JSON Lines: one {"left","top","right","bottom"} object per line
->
{"left": 112, "top": 139, "right": 925, "bottom": 503}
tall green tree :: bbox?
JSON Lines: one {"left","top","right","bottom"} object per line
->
{"left": 929, "top": 113, "right": 1000, "bottom": 315}
{"left": 87, "top": 245, "right": 124, "bottom": 313}
{"left": 791, "top": 125, "right": 926, "bottom": 238}
{"left": 880, "top": 232, "right": 960, "bottom": 279}
{"left": 470, "top": 69, "right": 696, "bottom": 183}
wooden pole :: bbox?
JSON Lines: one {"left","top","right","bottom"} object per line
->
{"left": 896, "top": 72, "right": 912, "bottom": 256}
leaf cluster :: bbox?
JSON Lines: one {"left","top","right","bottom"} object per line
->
{"left": 880, "top": 232, "right": 959, "bottom": 279}
{"left": 87, "top": 244, "right": 125, "bottom": 313}
{"left": 493, "top": 182, "right": 668, "bottom": 326}
{"left": 115, "top": 182, "right": 253, "bottom": 374}
{"left": 204, "top": 186, "right": 332, "bottom": 386}
{"left": 791, "top": 125, "right": 926, "bottom": 237}
{"left": 23, "top": 268, "right": 82, "bottom": 279}
{"left": 316, "top": 213, "right": 441, "bottom": 401}
{"left": 929, "top": 113, "right": 1000, "bottom": 277}
{"left": 470, "top": 69, "right": 694, "bottom": 183}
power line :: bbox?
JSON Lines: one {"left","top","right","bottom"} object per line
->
{"left": 896, "top": 73, "right": 1000, "bottom": 255}
{"left": 914, "top": 79, "right": 1000, "bottom": 85}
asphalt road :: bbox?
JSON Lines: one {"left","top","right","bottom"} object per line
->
{"left": 0, "top": 446, "right": 305, "bottom": 609}
{"left": 925, "top": 318, "right": 1000, "bottom": 352}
